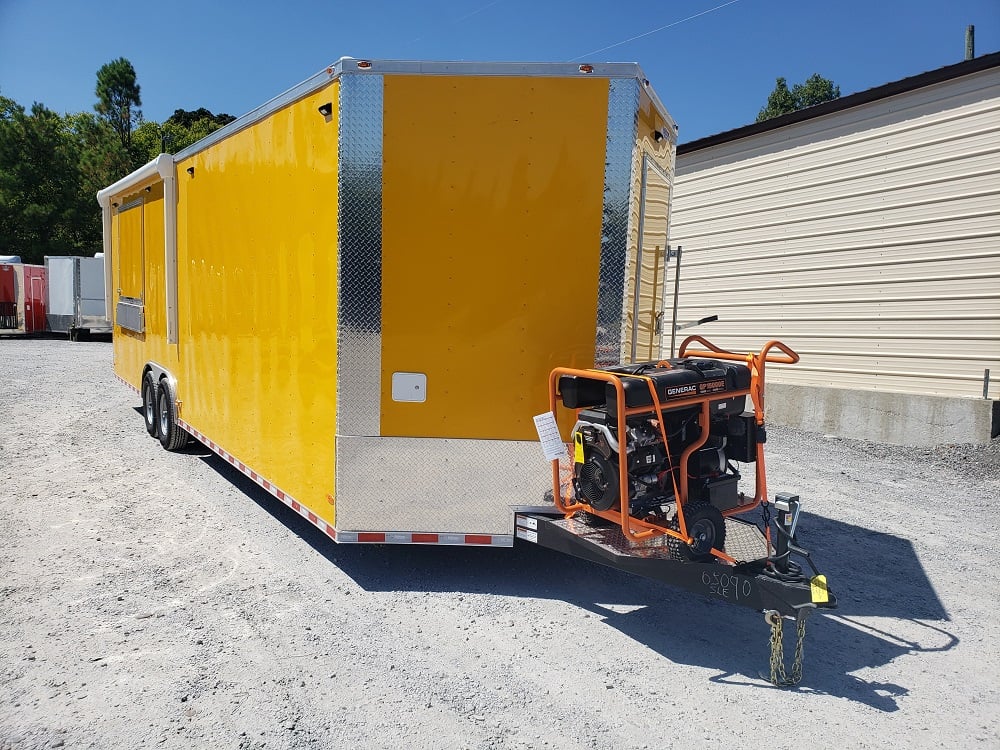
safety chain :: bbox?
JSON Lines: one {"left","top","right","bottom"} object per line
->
{"left": 764, "top": 610, "right": 808, "bottom": 686}
{"left": 760, "top": 500, "right": 772, "bottom": 555}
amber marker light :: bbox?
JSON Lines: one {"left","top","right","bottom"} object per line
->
{"left": 578, "top": 64, "right": 594, "bottom": 74}
{"left": 357, "top": 60, "right": 373, "bottom": 69}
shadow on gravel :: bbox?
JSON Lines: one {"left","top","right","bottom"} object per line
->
{"left": 197, "top": 451, "right": 957, "bottom": 712}
{"left": 1, "top": 331, "right": 112, "bottom": 343}
{"left": 796, "top": 511, "right": 949, "bottom": 620}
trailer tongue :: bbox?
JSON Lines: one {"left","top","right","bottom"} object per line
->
{"left": 516, "top": 509, "right": 833, "bottom": 619}
{"left": 528, "top": 335, "right": 836, "bottom": 685}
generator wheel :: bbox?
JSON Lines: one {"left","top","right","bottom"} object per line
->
{"left": 156, "top": 380, "right": 188, "bottom": 451}
{"left": 141, "top": 372, "right": 158, "bottom": 436}
{"left": 669, "top": 501, "right": 726, "bottom": 562}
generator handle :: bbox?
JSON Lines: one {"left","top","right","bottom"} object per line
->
{"left": 757, "top": 339, "right": 800, "bottom": 365}
{"left": 678, "top": 335, "right": 800, "bottom": 365}
{"left": 676, "top": 336, "right": 800, "bottom": 515}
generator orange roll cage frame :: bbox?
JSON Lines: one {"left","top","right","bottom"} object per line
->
{"left": 548, "top": 335, "right": 799, "bottom": 564}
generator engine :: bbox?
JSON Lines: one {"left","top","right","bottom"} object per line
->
{"left": 559, "top": 358, "right": 759, "bottom": 521}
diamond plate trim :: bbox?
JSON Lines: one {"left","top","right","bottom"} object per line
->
{"left": 335, "top": 436, "right": 554, "bottom": 534}
{"left": 549, "top": 513, "right": 769, "bottom": 564}
{"left": 595, "top": 78, "right": 640, "bottom": 367}
{"left": 722, "top": 517, "right": 772, "bottom": 563}
{"left": 337, "top": 74, "right": 384, "bottom": 437}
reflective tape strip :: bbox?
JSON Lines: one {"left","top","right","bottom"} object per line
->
{"left": 114, "top": 373, "right": 513, "bottom": 546}
{"left": 334, "top": 530, "right": 512, "bottom": 546}
{"left": 175, "top": 417, "right": 331, "bottom": 535}
{"left": 114, "top": 372, "right": 141, "bottom": 395}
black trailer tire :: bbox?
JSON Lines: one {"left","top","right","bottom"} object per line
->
{"left": 141, "top": 372, "right": 158, "bottom": 437}
{"left": 156, "top": 380, "right": 188, "bottom": 451}
{"left": 669, "top": 501, "right": 726, "bottom": 562}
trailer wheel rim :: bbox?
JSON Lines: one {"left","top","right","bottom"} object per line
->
{"left": 688, "top": 517, "right": 717, "bottom": 556}
{"left": 159, "top": 393, "right": 170, "bottom": 437}
{"left": 144, "top": 386, "right": 155, "bottom": 425}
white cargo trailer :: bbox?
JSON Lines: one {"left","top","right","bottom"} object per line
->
{"left": 45, "top": 255, "right": 112, "bottom": 339}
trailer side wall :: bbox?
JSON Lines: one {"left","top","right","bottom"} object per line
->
{"left": 173, "top": 82, "right": 340, "bottom": 527}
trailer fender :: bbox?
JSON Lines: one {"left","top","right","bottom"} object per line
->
{"left": 156, "top": 381, "right": 187, "bottom": 451}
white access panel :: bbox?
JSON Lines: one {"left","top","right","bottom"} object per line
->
{"left": 46, "top": 257, "right": 75, "bottom": 316}
{"left": 79, "top": 257, "right": 107, "bottom": 319}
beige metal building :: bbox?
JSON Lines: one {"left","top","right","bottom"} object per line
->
{"left": 670, "top": 52, "right": 1000, "bottom": 445}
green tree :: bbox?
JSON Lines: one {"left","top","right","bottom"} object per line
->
{"left": 64, "top": 111, "right": 130, "bottom": 214}
{"left": 793, "top": 74, "right": 841, "bottom": 109}
{"left": 757, "top": 77, "right": 796, "bottom": 121}
{"left": 132, "top": 109, "right": 235, "bottom": 164}
{"left": 95, "top": 57, "right": 142, "bottom": 152}
{"left": 757, "top": 73, "right": 840, "bottom": 122}
{"left": 166, "top": 107, "right": 235, "bottom": 129}
{"left": 0, "top": 98, "right": 97, "bottom": 263}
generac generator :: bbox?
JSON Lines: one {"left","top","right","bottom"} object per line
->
{"left": 545, "top": 335, "right": 806, "bottom": 565}
{"left": 563, "top": 354, "right": 757, "bottom": 560}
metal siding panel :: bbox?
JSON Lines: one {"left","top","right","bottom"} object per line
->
{"left": 334, "top": 436, "right": 552, "bottom": 534}
{"left": 679, "top": 238, "right": 999, "bottom": 280}
{"left": 673, "top": 166, "right": 1000, "bottom": 233}
{"left": 673, "top": 192, "right": 999, "bottom": 248}
{"left": 378, "top": 74, "right": 609, "bottom": 440}
{"left": 671, "top": 67, "right": 1000, "bottom": 400}
{"left": 174, "top": 81, "right": 340, "bottom": 527}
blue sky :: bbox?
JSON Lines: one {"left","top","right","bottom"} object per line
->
{"left": 1, "top": 0, "right": 997, "bottom": 142}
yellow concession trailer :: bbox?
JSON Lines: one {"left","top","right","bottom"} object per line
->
{"left": 97, "top": 58, "right": 677, "bottom": 546}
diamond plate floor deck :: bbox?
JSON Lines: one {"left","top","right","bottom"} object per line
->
{"left": 551, "top": 512, "right": 770, "bottom": 564}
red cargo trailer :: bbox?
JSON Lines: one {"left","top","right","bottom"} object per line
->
{"left": 0, "top": 262, "right": 47, "bottom": 334}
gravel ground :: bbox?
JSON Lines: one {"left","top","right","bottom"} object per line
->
{"left": 1, "top": 337, "right": 998, "bottom": 750}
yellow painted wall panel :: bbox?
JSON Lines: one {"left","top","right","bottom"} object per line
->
{"left": 379, "top": 75, "right": 610, "bottom": 440}
{"left": 110, "top": 205, "right": 144, "bottom": 387}
{"left": 111, "top": 181, "right": 177, "bottom": 389}
{"left": 117, "top": 202, "right": 143, "bottom": 299}
{"left": 174, "top": 82, "right": 339, "bottom": 525}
